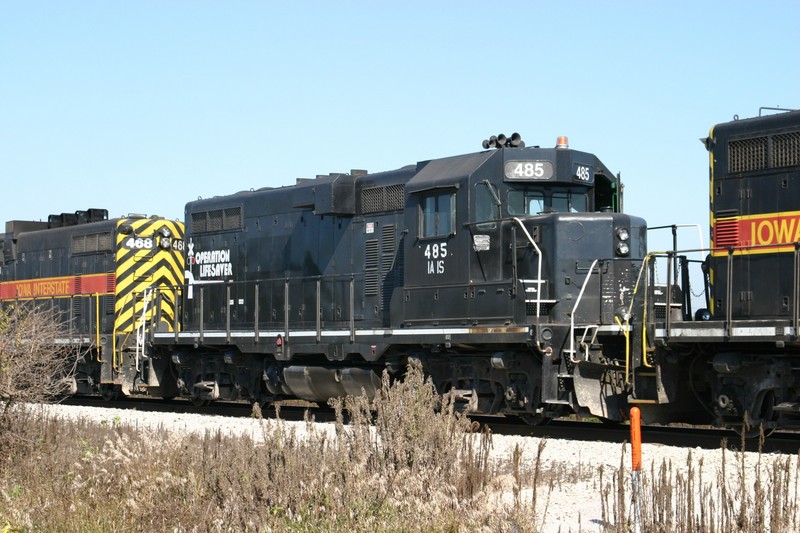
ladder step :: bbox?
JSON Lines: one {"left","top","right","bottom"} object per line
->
{"left": 636, "top": 372, "right": 657, "bottom": 377}
{"left": 628, "top": 398, "right": 659, "bottom": 404}
{"left": 774, "top": 402, "right": 800, "bottom": 413}
{"left": 545, "top": 399, "right": 572, "bottom": 405}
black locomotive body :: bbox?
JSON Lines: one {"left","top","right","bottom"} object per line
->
{"left": 0, "top": 210, "right": 185, "bottom": 399}
{"left": 153, "top": 138, "right": 646, "bottom": 422}
{"left": 636, "top": 110, "right": 800, "bottom": 429}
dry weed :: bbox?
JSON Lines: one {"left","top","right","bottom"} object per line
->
{"left": 0, "top": 361, "right": 543, "bottom": 532}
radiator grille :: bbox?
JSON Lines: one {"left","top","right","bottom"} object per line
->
{"left": 361, "top": 184, "right": 405, "bottom": 214}
{"left": 728, "top": 130, "right": 800, "bottom": 174}
{"left": 774, "top": 131, "right": 800, "bottom": 168}
{"left": 72, "top": 232, "right": 113, "bottom": 254}
{"left": 191, "top": 207, "right": 243, "bottom": 233}
{"left": 729, "top": 136, "right": 767, "bottom": 173}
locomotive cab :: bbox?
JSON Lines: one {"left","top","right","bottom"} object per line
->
{"left": 400, "top": 138, "right": 646, "bottom": 422}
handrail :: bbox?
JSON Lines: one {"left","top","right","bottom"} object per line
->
{"left": 511, "top": 217, "right": 544, "bottom": 348}
{"left": 623, "top": 253, "right": 653, "bottom": 382}
{"left": 568, "top": 259, "right": 599, "bottom": 362}
{"left": 648, "top": 223, "right": 706, "bottom": 285}
{"left": 135, "top": 287, "right": 154, "bottom": 374}
{"left": 725, "top": 248, "right": 733, "bottom": 337}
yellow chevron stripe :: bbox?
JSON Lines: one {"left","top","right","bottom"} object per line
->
{"left": 113, "top": 218, "right": 185, "bottom": 339}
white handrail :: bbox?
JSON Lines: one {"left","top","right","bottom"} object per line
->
{"left": 511, "top": 217, "right": 543, "bottom": 321}
{"left": 135, "top": 287, "right": 153, "bottom": 374}
{"left": 569, "top": 259, "right": 599, "bottom": 362}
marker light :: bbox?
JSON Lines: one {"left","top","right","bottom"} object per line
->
{"left": 556, "top": 136, "right": 569, "bottom": 149}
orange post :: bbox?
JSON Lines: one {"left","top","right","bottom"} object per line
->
{"left": 630, "top": 406, "right": 643, "bottom": 533}
{"left": 630, "top": 406, "right": 642, "bottom": 471}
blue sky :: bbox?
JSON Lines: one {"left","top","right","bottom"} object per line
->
{"left": 1, "top": 2, "right": 798, "bottom": 254}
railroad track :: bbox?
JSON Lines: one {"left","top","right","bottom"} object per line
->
{"left": 61, "top": 396, "right": 800, "bottom": 454}
{"left": 472, "top": 417, "right": 800, "bottom": 454}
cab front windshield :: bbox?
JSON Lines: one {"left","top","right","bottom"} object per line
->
{"left": 507, "top": 188, "right": 588, "bottom": 215}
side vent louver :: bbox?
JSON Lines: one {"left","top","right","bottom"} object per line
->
{"left": 364, "top": 240, "right": 379, "bottom": 296}
{"left": 191, "top": 207, "right": 243, "bottom": 234}
{"left": 361, "top": 184, "right": 405, "bottom": 214}
{"left": 72, "top": 232, "right": 113, "bottom": 254}
{"left": 714, "top": 218, "right": 740, "bottom": 247}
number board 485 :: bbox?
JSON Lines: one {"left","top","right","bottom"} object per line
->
{"left": 504, "top": 160, "right": 554, "bottom": 180}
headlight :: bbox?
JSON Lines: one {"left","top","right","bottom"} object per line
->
{"left": 615, "top": 227, "right": 630, "bottom": 241}
{"left": 159, "top": 237, "right": 172, "bottom": 249}
{"left": 159, "top": 226, "right": 172, "bottom": 238}
{"left": 616, "top": 242, "right": 630, "bottom": 256}
{"left": 695, "top": 308, "right": 712, "bottom": 321}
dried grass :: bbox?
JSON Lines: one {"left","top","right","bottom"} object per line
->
{"left": 1, "top": 363, "right": 799, "bottom": 532}
{"left": 0, "top": 362, "right": 540, "bottom": 531}
{"left": 601, "top": 428, "right": 800, "bottom": 533}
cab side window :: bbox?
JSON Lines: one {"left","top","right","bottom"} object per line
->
{"left": 421, "top": 191, "right": 455, "bottom": 238}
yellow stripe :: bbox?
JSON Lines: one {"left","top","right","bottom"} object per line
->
{"left": 113, "top": 217, "right": 185, "bottom": 347}
{"left": 713, "top": 209, "right": 800, "bottom": 223}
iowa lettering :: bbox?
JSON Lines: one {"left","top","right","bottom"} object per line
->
{"left": 747, "top": 215, "right": 800, "bottom": 246}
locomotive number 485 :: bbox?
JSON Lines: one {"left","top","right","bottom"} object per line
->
{"left": 423, "top": 242, "right": 448, "bottom": 259}
{"left": 423, "top": 242, "right": 447, "bottom": 275}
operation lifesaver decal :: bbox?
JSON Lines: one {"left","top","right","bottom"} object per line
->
{"left": 188, "top": 241, "right": 233, "bottom": 278}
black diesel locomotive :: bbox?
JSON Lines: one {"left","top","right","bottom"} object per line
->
{"left": 150, "top": 134, "right": 646, "bottom": 422}
{"left": 0, "top": 211, "right": 185, "bottom": 399}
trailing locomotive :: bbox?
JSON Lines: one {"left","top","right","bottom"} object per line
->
{"left": 150, "top": 135, "right": 646, "bottom": 423}
{"left": 636, "top": 109, "right": 800, "bottom": 430}
{"left": 0, "top": 210, "right": 185, "bottom": 399}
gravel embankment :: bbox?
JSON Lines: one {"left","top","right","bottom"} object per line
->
{"left": 35, "top": 403, "right": 799, "bottom": 533}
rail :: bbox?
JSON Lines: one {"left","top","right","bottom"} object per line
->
{"left": 0, "top": 292, "right": 105, "bottom": 360}
{"left": 622, "top": 236, "right": 800, "bottom": 387}
{"left": 154, "top": 272, "right": 363, "bottom": 348}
